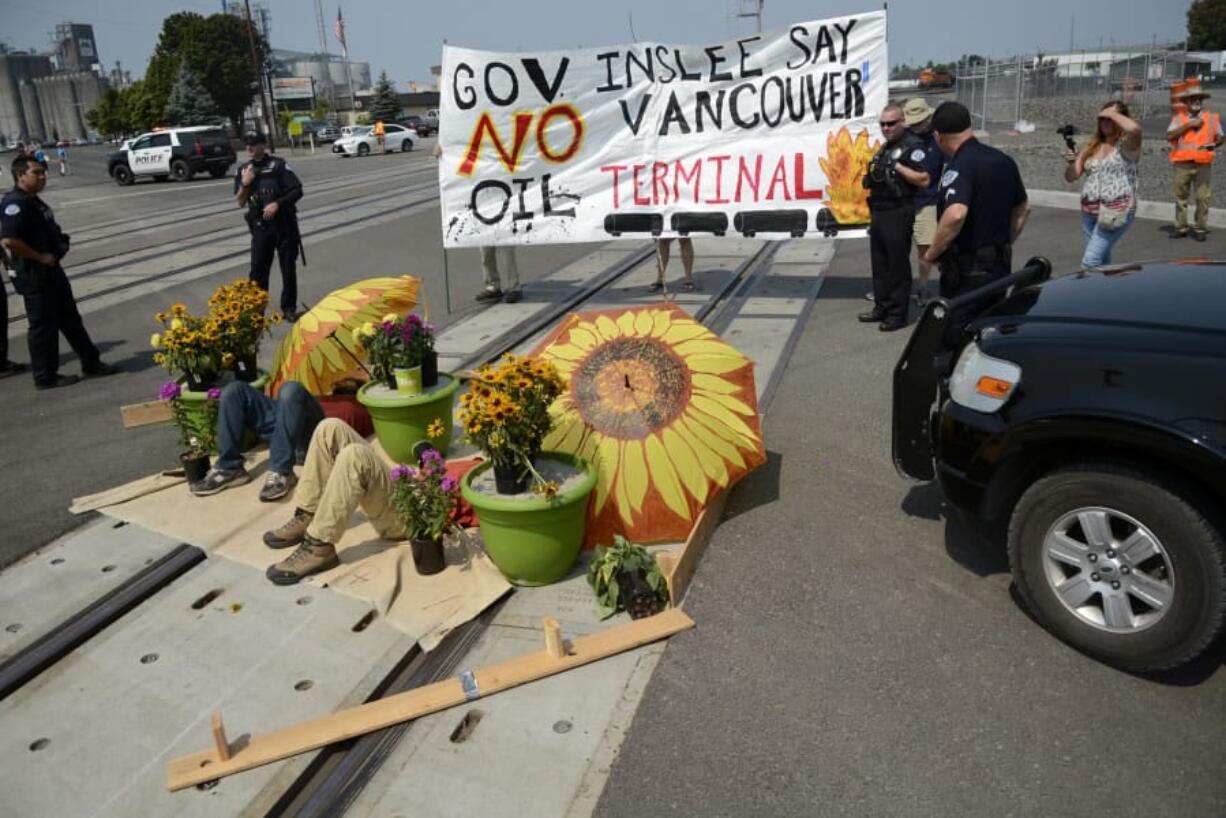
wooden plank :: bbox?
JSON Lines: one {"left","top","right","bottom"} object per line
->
{"left": 121, "top": 400, "right": 172, "bottom": 429}
{"left": 210, "top": 711, "right": 230, "bottom": 761}
{"left": 166, "top": 608, "right": 694, "bottom": 791}
{"left": 660, "top": 487, "right": 727, "bottom": 607}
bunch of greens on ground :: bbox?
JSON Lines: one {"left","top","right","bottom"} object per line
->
{"left": 587, "top": 535, "right": 669, "bottom": 620}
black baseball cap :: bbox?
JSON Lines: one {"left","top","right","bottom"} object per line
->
{"left": 243, "top": 132, "right": 267, "bottom": 146}
{"left": 932, "top": 102, "right": 972, "bottom": 134}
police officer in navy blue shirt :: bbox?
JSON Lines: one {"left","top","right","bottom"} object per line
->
{"left": 859, "top": 103, "right": 931, "bottom": 331}
{"left": 235, "top": 133, "right": 304, "bottom": 321}
{"left": 1, "top": 154, "right": 115, "bottom": 389}
{"left": 923, "top": 102, "right": 1029, "bottom": 299}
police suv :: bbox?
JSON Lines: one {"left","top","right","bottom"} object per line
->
{"left": 107, "top": 126, "right": 236, "bottom": 186}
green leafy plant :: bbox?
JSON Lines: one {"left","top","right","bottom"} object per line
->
{"left": 587, "top": 535, "right": 669, "bottom": 620}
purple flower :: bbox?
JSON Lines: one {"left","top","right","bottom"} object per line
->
{"left": 159, "top": 381, "right": 181, "bottom": 401}
{"left": 390, "top": 465, "right": 411, "bottom": 481}
{"left": 406, "top": 313, "right": 423, "bottom": 327}
{"left": 440, "top": 476, "right": 457, "bottom": 493}
{"left": 206, "top": 387, "right": 222, "bottom": 401}
{"left": 421, "top": 448, "right": 443, "bottom": 464}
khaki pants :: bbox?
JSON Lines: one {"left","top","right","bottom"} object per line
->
{"left": 297, "top": 418, "right": 403, "bottom": 544}
{"left": 1173, "top": 162, "right": 1212, "bottom": 232}
{"left": 480, "top": 246, "right": 520, "bottom": 292}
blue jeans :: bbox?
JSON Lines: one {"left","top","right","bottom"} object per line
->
{"left": 215, "top": 381, "right": 325, "bottom": 475}
{"left": 1081, "top": 210, "right": 1136, "bottom": 268}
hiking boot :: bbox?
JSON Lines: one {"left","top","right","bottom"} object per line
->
{"left": 265, "top": 535, "right": 338, "bottom": 585}
{"left": 263, "top": 508, "right": 314, "bottom": 548}
{"left": 190, "top": 466, "right": 252, "bottom": 496}
{"left": 474, "top": 288, "right": 503, "bottom": 303}
{"left": 259, "top": 471, "right": 296, "bottom": 502}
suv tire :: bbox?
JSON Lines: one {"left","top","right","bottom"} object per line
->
{"left": 1008, "top": 462, "right": 1226, "bottom": 672}
{"left": 112, "top": 165, "right": 134, "bottom": 186}
{"left": 170, "top": 159, "right": 193, "bottom": 182}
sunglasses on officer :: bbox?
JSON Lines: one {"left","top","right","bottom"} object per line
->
{"left": 879, "top": 117, "right": 904, "bottom": 128}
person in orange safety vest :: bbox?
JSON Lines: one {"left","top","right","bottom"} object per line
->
{"left": 1167, "top": 79, "right": 1224, "bottom": 241}
{"left": 373, "top": 120, "right": 386, "bottom": 153}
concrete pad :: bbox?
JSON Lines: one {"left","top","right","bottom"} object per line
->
{"left": 345, "top": 621, "right": 669, "bottom": 818}
{"left": 0, "top": 517, "right": 181, "bottom": 663}
{"left": 0, "top": 557, "right": 407, "bottom": 818}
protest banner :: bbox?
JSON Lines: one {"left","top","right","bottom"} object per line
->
{"left": 437, "top": 11, "right": 887, "bottom": 248}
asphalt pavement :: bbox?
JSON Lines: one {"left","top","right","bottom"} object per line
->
{"left": 594, "top": 210, "right": 1226, "bottom": 817}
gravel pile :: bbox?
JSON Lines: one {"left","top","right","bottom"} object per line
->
{"left": 982, "top": 129, "right": 1226, "bottom": 205}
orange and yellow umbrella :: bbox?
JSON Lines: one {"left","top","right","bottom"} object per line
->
{"left": 269, "top": 275, "right": 421, "bottom": 396}
{"left": 532, "top": 304, "right": 765, "bottom": 548}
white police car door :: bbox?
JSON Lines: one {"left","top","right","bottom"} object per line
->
{"left": 128, "top": 132, "right": 173, "bottom": 176}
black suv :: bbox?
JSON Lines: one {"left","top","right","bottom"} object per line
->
{"left": 894, "top": 258, "right": 1226, "bottom": 672}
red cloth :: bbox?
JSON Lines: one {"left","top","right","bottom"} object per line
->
{"left": 445, "top": 458, "right": 482, "bottom": 527}
{"left": 318, "top": 395, "right": 373, "bottom": 437}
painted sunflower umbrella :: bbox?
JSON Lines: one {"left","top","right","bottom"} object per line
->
{"left": 268, "top": 275, "right": 421, "bottom": 396}
{"left": 532, "top": 303, "right": 766, "bottom": 548}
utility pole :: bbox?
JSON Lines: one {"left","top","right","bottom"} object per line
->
{"left": 313, "top": 0, "right": 336, "bottom": 113}
{"left": 736, "top": 0, "right": 763, "bottom": 34}
{"left": 243, "top": 0, "right": 276, "bottom": 141}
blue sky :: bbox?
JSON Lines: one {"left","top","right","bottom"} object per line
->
{"left": 0, "top": 0, "right": 1193, "bottom": 87}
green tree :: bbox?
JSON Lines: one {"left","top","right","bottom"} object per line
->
{"left": 1187, "top": 0, "right": 1226, "bottom": 50}
{"left": 120, "top": 80, "right": 163, "bottom": 133}
{"left": 145, "top": 12, "right": 267, "bottom": 134}
{"left": 367, "top": 71, "right": 402, "bottom": 123}
{"left": 165, "top": 61, "right": 222, "bottom": 126}
{"left": 86, "top": 87, "right": 127, "bottom": 137}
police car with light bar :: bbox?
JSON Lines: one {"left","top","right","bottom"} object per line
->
{"left": 107, "top": 126, "right": 236, "bottom": 186}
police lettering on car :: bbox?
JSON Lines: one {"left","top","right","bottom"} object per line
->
{"left": 0, "top": 154, "right": 115, "bottom": 388}
{"left": 924, "top": 101, "right": 1029, "bottom": 300}
{"left": 234, "top": 133, "right": 305, "bottom": 321}
{"left": 859, "top": 102, "right": 931, "bottom": 332}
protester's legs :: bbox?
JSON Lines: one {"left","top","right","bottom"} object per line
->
{"left": 1193, "top": 164, "right": 1212, "bottom": 233}
{"left": 214, "top": 382, "right": 276, "bottom": 469}
{"left": 499, "top": 246, "right": 520, "bottom": 291}
{"left": 274, "top": 226, "right": 298, "bottom": 314}
{"left": 1173, "top": 163, "right": 1193, "bottom": 233}
{"left": 479, "top": 246, "right": 501, "bottom": 291}
{"left": 295, "top": 418, "right": 367, "bottom": 512}
{"left": 268, "top": 382, "right": 324, "bottom": 474}
{"left": 304, "top": 440, "right": 403, "bottom": 544}
{"left": 678, "top": 238, "right": 695, "bottom": 283}
{"left": 655, "top": 238, "right": 672, "bottom": 283}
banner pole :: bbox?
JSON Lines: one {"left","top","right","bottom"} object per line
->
{"left": 443, "top": 247, "right": 452, "bottom": 314}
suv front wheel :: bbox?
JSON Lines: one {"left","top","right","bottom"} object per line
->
{"left": 1008, "top": 462, "right": 1226, "bottom": 672}
{"left": 111, "top": 165, "right": 133, "bottom": 186}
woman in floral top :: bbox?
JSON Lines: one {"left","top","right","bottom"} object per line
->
{"left": 1063, "top": 101, "right": 1143, "bottom": 267}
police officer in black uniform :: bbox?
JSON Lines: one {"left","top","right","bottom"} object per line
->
{"left": 235, "top": 133, "right": 304, "bottom": 320}
{"left": 1, "top": 154, "right": 115, "bottom": 389}
{"left": 923, "top": 102, "right": 1030, "bottom": 301}
{"left": 859, "top": 103, "right": 931, "bottom": 331}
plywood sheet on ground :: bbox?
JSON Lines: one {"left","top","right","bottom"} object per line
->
{"left": 80, "top": 444, "right": 510, "bottom": 650}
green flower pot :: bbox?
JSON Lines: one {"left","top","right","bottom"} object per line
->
{"left": 357, "top": 373, "right": 459, "bottom": 462}
{"left": 179, "top": 372, "right": 269, "bottom": 454}
{"left": 461, "top": 452, "right": 597, "bottom": 586}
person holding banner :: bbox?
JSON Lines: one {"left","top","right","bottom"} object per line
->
{"left": 651, "top": 238, "right": 696, "bottom": 293}
{"left": 859, "top": 103, "right": 930, "bottom": 332}
{"left": 478, "top": 246, "right": 521, "bottom": 303}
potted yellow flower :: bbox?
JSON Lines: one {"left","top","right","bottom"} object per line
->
{"left": 458, "top": 354, "right": 597, "bottom": 586}
{"left": 208, "top": 279, "right": 280, "bottom": 381}
{"left": 151, "top": 302, "right": 222, "bottom": 390}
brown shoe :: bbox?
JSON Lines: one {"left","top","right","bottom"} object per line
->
{"left": 265, "top": 535, "right": 339, "bottom": 585}
{"left": 263, "top": 508, "right": 313, "bottom": 549}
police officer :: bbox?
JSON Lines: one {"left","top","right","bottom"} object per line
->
{"left": 923, "top": 102, "right": 1030, "bottom": 301}
{"left": 1, "top": 154, "right": 115, "bottom": 389}
{"left": 235, "top": 133, "right": 304, "bottom": 321}
{"left": 903, "top": 97, "right": 942, "bottom": 306}
{"left": 859, "top": 103, "right": 930, "bottom": 332}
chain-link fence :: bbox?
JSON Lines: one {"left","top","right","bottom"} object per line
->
{"left": 952, "top": 48, "right": 1224, "bottom": 130}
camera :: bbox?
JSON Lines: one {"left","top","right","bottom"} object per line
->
{"left": 1056, "top": 124, "right": 1077, "bottom": 151}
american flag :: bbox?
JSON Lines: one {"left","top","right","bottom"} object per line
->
{"left": 334, "top": 6, "right": 347, "bottom": 49}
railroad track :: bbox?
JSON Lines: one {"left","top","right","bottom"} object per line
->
{"left": 0, "top": 234, "right": 795, "bottom": 814}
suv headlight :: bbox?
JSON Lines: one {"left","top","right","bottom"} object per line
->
{"left": 948, "top": 342, "right": 1022, "bottom": 413}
